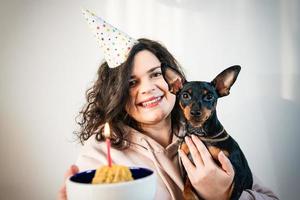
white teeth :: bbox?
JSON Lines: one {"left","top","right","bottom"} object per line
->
{"left": 141, "top": 97, "right": 162, "bottom": 107}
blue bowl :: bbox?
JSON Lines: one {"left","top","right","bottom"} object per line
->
{"left": 70, "top": 166, "right": 154, "bottom": 184}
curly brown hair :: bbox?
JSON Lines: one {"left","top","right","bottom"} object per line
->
{"left": 75, "top": 38, "right": 186, "bottom": 149}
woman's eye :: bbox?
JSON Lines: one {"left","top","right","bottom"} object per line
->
{"left": 151, "top": 72, "right": 162, "bottom": 78}
{"left": 204, "top": 94, "right": 214, "bottom": 101}
{"left": 182, "top": 92, "right": 191, "bottom": 100}
{"left": 129, "top": 80, "right": 137, "bottom": 87}
{"left": 154, "top": 72, "right": 162, "bottom": 77}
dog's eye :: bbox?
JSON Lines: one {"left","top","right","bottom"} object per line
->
{"left": 204, "top": 94, "right": 214, "bottom": 101}
{"left": 182, "top": 92, "right": 191, "bottom": 100}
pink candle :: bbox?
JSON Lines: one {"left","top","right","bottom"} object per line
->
{"left": 106, "top": 138, "right": 112, "bottom": 167}
{"left": 104, "top": 123, "right": 112, "bottom": 167}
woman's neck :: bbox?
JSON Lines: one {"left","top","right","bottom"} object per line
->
{"left": 141, "top": 117, "right": 172, "bottom": 148}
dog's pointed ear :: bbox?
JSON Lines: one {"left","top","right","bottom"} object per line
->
{"left": 161, "top": 63, "right": 186, "bottom": 95}
{"left": 211, "top": 65, "right": 241, "bottom": 97}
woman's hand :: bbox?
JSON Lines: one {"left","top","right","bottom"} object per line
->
{"left": 179, "top": 135, "right": 235, "bottom": 200}
{"left": 57, "top": 165, "right": 79, "bottom": 200}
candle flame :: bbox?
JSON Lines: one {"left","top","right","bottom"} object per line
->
{"left": 104, "top": 123, "right": 111, "bottom": 138}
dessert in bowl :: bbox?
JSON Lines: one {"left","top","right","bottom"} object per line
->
{"left": 66, "top": 165, "right": 157, "bottom": 200}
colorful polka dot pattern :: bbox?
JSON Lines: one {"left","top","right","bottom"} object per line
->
{"left": 82, "top": 9, "right": 138, "bottom": 68}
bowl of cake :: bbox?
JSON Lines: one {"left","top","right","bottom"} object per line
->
{"left": 66, "top": 165, "right": 157, "bottom": 200}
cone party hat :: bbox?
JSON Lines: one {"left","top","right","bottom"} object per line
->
{"left": 82, "top": 9, "right": 138, "bottom": 68}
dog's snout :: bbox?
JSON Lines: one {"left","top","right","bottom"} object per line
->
{"left": 190, "top": 110, "right": 201, "bottom": 117}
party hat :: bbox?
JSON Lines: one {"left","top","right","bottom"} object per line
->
{"left": 82, "top": 9, "right": 138, "bottom": 68}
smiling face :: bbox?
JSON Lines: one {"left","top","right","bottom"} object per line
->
{"left": 125, "top": 50, "right": 176, "bottom": 125}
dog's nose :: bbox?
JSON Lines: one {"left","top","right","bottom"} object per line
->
{"left": 190, "top": 110, "right": 201, "bottom": 116}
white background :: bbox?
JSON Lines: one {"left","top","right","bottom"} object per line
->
{"left": 0, "top": 0, "right": 299, "bottom": 199}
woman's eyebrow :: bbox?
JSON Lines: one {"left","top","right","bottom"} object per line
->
{"left": 130, "top": 66, "right": 161, "bottom": 79}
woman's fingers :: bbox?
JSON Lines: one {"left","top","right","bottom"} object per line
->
{"left": 178, "top": 149, "right": 196, "bottom": 176}
{"left": 191, "top": 135, "right": 213, "bottom": 165}
{"left": 218, "top": 151, "right": 234, "bottom": 176}
{"left": 71, "top": 165, "right": 79, "bottom": 174}
{"left": 185, "top": 136, "right": 204, "bottom": 168}
{"left": 58, "top": 185, "right": 67, "bottom": 200}
{"left": 64, "top": 165, "right": 79, "bottom": 180}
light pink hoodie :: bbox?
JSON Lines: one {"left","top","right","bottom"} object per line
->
{"left": 76, "top": 126, "right": 279, "bottom": 200}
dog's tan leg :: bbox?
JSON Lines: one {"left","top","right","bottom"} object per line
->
{"left": 183, "top": 179, "right": 201, "bottom": 200}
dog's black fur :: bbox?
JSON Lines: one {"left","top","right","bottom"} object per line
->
{"left": 161, "top": 64, "right": 253, "bottom": 200}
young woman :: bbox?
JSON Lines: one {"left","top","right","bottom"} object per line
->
{"left": 58, "top": 39, "right": 278, "bottom": 200}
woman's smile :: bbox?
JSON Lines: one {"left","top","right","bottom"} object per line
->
{"left": 138, "top": 96, "right": 163, "bottom": 108}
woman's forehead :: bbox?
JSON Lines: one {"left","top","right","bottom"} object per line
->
{"left": 131, "top": 50, "right": 161, "bottom": 77}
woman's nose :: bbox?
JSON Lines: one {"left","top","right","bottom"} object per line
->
{"left": 140, "top": 79, "right": 156, "bottom": 94}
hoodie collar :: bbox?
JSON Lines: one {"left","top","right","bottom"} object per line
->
{"left": 124, "top": 126, "right": 184, "bottom": 155}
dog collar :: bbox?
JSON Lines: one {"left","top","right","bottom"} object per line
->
{"left": 199, "top": 129, "right": 229, "bottom": 143}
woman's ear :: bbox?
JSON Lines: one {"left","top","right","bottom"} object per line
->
{"left": 161, "top": 63, "right": 185, "bottom": 95}
{"left": 211, "top": 65, "right": 241, "bottom": 97}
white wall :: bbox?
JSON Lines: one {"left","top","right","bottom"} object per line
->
{"left": 0, "top": 0, "right": 299, "bottom": 199}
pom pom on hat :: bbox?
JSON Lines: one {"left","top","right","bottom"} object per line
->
{"left": 82, "top": 9, "right": 138, "bottom": 68}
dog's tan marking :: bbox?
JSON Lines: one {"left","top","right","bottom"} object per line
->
{"left": 182, "top": 104, "right": 192, "bottom": 121}
{"left": 207, "top": 146, "right": 229, "bottom": 160}
{"left": 201, "top": 107, "right": 212, "bottom": 121}
{"left": 181, "top": 143, "right": 190, "bottom": 155}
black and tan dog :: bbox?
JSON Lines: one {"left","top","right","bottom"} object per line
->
{"left": 161, "top": 64, "right": 253, "bottom": 200}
